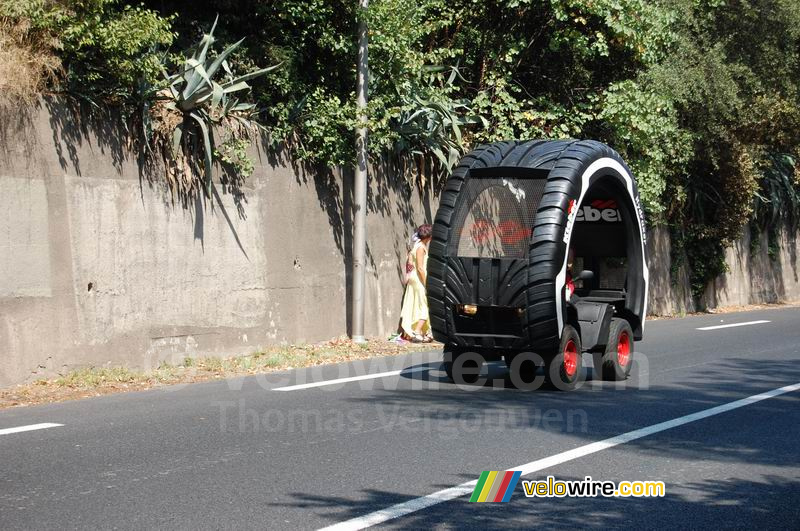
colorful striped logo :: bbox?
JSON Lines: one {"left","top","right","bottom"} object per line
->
{"left": 469, "top": 471, "right": 522, "bottom": 503}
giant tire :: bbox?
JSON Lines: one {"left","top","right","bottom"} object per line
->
{"left": 427, "top": 140, "right": 648, "bottom": 353}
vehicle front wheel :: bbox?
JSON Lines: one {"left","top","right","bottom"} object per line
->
{"left": 595, "top": 318, "right": 634, "bottom": 381}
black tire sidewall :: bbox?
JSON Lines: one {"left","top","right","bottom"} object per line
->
{"left": 506, "top": 351, "right": 546, "bottom": 391}
{"left": 444, "top": 348, "right": 486, "bottom": 386}
{"left": 601, "top": 318, "right": 634, "bottom": 381}
{"left": 546, "top": 325, "right": 584, "bottom": 391}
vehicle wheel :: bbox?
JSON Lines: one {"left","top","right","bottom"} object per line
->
{"left": 596, "top": 318, "right": 634, "bottom": 381}
{"left": 443, "top": 348, "right": 484, "bottom": 384}
{"left": 545, "top": 325, "right": 583, "bottom": 391}
{"left": 505, "top": 351, "right": 544, "bottom": 390}
{"left": 442, "top": 357, "right": 455, "bottom": 382}
{"left": 505, "top": 351, "right": 538, "bottom": 380}
{"left": 442, "top": 347, "right": 459, "bottom": 382}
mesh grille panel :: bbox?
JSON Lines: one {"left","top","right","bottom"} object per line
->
{"left": 449, "top": 177, "right": 547, "bottom": 259}
{"left": 599, "top": 257, "right": 627, "bottom": 290}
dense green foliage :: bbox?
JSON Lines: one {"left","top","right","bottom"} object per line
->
{"left": 3, "top": 0, "right": 800, "bottom": 300}
{"left": 1, "top": 0, "right": 175, "bottom": 103}
{"left": 646, "top": 0, "right": 800, "bottom": 295}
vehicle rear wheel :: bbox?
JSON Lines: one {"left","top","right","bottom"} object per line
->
{"left": 545, "top": 325, "right": 583, "bottom": 391}
{"left": 505, "top": 351, "right": 545, "bottom": 390}
{"left": 595, "top": 318, "right": 634, "bottom": 381}
{"left": 443, "top": 348, "right": 485, "bottom": 384}
{"left": 442, "top": 356, "right": 454, "bottom": 382}
{"left": 505, "top": 351, "right": 537, "bottom": 379}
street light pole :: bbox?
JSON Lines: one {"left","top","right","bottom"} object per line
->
{"left": 351, "top": 0, "right": 369, "bottom": 343}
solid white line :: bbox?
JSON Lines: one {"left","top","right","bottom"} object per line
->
{"left": 697, "top": 320, "right": 770, "bottom": 331}
{"left": 273, "top": 367, "right": 430, "bottom": 391}
{"left": 318, "top": 381, "right": 800, "bottom": 531}
{"left": 0, "top": 423, "right": 63, "bottom": 436}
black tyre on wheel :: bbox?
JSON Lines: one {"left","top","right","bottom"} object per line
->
{"left": 443, "top": 348, "right": 485, "bottom": 385}
{"left": 595, "top": 318, "right": 633, "bottom": 381}
{"left": 505, "top": 351, "right": 545, "bottom": 390}
{"left": 442, "top": 357, "right": 455, "bottom": 382}
{"left": 545, "top": 325, "right": 583, "bottom": 391}
{"left": 503, "top": 352, "right": 537, "bottom": 381}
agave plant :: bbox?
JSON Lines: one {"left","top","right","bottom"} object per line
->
{"left": 392, "top": 66, "right": 486, "bottom": 176}
{"left": 753, "top": 153, "right": 800, "bottom": 231}
{"left": 147, "top": 16, "right": 279, "bottom": 196}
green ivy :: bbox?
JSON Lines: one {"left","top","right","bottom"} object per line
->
{"left": 216, "top": 137, "right": 255, "bottom": 178}
{"left": 600, "top": 79, "right": 692, "bottom": 220}
{"left": 61, "top": 1, "right": 175, "bottom": 103}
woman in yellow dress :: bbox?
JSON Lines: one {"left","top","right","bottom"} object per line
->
{"left": 401, "top": 224, "right": 433, "bottom": 342}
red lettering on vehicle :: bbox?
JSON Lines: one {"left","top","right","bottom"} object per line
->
{"left": 591, "top": 199, "right": 617, "bottom": 209}
{"left": 469, "top": 219, "right": 532, "bottom": 246}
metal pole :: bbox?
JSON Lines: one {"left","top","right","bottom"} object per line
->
{"left": 351, "top": 0, "right": 369, "bottom": 343}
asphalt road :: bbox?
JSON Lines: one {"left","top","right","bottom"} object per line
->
{"left": 1, "top": 307, "right": 799, "bottom": 530}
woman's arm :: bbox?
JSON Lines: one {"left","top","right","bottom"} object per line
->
{"left": 415, "top": 246, "right": 427, "bottom": 286}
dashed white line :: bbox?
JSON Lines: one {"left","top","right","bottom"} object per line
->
{"left": 273, "top": 367, "right": 430, "bottom": 391}
{"left": 318, "top": 381, "right": 800, "bottom": 531}
{"left": 0, "top": 423, "right": 63, "bottom": 436}
{"left": 696, "top": 320, "right": 770, "bottom": 331}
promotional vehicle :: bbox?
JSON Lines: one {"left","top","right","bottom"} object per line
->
{"left": 427, "top": 140, "right": 649, "bottom": 389}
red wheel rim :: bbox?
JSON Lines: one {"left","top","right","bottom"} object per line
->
{"left": 617, "top": 332, "right": 631, "bottom": 367}
{"left": 563, "top": 339, "right": 578, "bottom": 377}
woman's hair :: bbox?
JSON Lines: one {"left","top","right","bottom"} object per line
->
{"left": 416, "top": 223, "right": 433, "bottom": 239}
{"left": 409, "top": 223, "right": 433, "bottom": 248}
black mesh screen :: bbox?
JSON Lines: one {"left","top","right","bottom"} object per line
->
{"left": 449, "top": 177, "right": 547, "bottom": 259}
{"left": 599, "top": 257, "right": 627, "bottom": 290}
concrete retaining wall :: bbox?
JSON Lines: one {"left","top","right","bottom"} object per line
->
{"left": 1, "top": 101, "right": 797, "bottom": 386}
{"left": 644, "top": 224, "right": 800, "bottom": 316}
{"left": 0, "top": 101, "right": 435, "bottom": 386}
{"left": 706, "top": 226, "right": 800, "bottom": 308}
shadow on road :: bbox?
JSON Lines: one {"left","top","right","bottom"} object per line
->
{"left": 281, "top": 474, "right": 800, "bottom": 529}
{"left": 276, "top": 356, "right": 800, "bottom": 528}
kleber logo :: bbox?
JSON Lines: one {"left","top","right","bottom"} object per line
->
{"left": 575, "top": 199, "right": 622, "bottom": 223}
{"left": 470, "top": 471, "right": 522, "bottom": 503}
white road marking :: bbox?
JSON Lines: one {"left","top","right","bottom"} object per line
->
{"left": 273, "top": 367, "right": 430, "bottom": 391}
{"left": 319, "top": 381, "right": 800, "bottom": 531}
{"left": 697, "top": 320, "right": 770, "bottom": 331}
{"left": 0, "top": 423, "right": 63, "bottom": 436}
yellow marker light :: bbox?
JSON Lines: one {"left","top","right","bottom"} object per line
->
{"left": 461, "top": 304, "right": 478, "bottom": 315}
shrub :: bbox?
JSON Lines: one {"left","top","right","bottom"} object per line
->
{"left": 0, "top": 0, "right": 175, "bottom": 105}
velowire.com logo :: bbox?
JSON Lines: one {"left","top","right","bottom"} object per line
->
{"left": 469, "top": 471, "right": 522, "bottom": 503}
